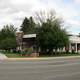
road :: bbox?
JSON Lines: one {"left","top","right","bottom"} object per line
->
{"left": 0, "top": 58, "right": 80, "bottom": 80}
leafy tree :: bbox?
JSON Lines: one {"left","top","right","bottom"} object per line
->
{"left": 0, "top": 38, "right": 17, "bottom": 50}
{"left": 36, "top": 11, "right": 69, "bottom": 55}
{"left": 0, "top": 25, "right": 17, "bottom": 51}
{"left": 20, "top": 17, "right": 36, "bottom": 34}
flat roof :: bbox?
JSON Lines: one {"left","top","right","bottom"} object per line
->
{"left": 23, "top": 34, "right": 36, "bottom": 38}
{"left": 69, "top": 35, "right": 80, "bottom": 43}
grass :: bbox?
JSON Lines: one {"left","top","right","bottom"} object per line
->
{"left": 5, "top": 53, "right": 27, "bottom": 58}
{"left": 39, "top": 53, "right": 80, "bottom": 57}
{"left": 1, "top": 51, "right": 80, "bottom": 58}
{"left": 1, "top": 51, "right": 28, "bottom": 58}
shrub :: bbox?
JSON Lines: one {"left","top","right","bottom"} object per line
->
{"left": 22, "top": 47, "right": 33, "bottom": 56}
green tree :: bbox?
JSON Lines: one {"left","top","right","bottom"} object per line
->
{"left": 20, "top": 17, "right": 36, "bottom": 34}
{"left": 36, "top": 11, "right": 69, "bottom": 55}
{"left": 0, "top": 25, "right": 17, "bottom": 51}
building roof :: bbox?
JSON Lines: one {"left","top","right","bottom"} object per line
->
{"left": 23, "top": 33, "right": 80, "bottom": 43}
{"left": 69, "top": 35, "right": 80, "bottom": 43}
{"left": 23, "top": 34, "right": 36, "bottom": 38}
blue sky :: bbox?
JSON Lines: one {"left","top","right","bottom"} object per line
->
{"left": 0, "top": 0, "right": 80, "bottom": 34}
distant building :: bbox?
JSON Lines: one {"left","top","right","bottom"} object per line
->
{"left": 22, "top": 34, "right": 36, "bottom": 51}
{"left": 16, "top": 31, "right": 23, "bottom": 51}
{"left": 16, "top": 32, "right": 38, "bottom": 57}
{"left": 16, "top": 32, "right": 80, "bottom": 55}
{"left": 68, "top": 35, "right": 80, "bottom": 53}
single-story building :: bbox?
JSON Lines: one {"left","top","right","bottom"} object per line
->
{"left": 22, "top": 34, "right": 36, "bottom": 49}
{"left": 68, "top": 35, "right": 80, "bottom": 53}
{"left": 16, "top": 32, "right": 39, "bottom": 56}
{"left": 16, "top": 32, "right": 80, "bottom": 56}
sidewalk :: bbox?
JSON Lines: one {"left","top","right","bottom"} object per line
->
{"left": 0, "top": 53, "right": 8, "bottom": 60}
{"left": 5, "top": 56, "right": 80, "bottom": 61}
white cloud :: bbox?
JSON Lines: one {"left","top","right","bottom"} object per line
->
{"left": 67, "top": 20, "right": 80, "bottom": 26}
{"left": 0, "top": 0, "right": 80, "bottom": 34}
{"left": 11, "top": 0, "right": 28, "bottom": 5}
{"left": 74, "top": 0, "right": 80, "bottom": 4}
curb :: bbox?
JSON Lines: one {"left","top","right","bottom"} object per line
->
{"left": 4, "top": 56, "right": 80, "bottom": 61}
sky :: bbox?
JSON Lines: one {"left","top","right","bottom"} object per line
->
{"left": 0, "top": 0, "right": 80, "bottom": 34}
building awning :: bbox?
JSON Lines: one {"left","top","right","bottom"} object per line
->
{"left": 23, "top": 34, "right": 36, "bottom": 38}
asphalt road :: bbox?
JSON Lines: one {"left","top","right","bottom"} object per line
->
{"left": 0, "top": 58, "right": 80, "bottom": 80}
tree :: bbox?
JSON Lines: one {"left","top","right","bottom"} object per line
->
{"left": 36, "top": 10, "right": 69, "bottom": 55}
{"left": 20, "top": 17, "right": 36, "bottom": 34}
{"left": 0, "top": 25, "right": 17, "bottom": 51}
{"left": 0, "top": 38, "right": 17, "bottom": 50}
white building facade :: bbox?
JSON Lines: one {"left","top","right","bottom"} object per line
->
{"left": 69, "top": 35, "right": 80, "bottom": 53}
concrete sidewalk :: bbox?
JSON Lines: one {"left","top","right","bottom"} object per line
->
{"left": 5, "top": 56, "right": 80, "bottom": 61}
{"left": 0, "top": 53, "right": 7, "bottom": 60}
